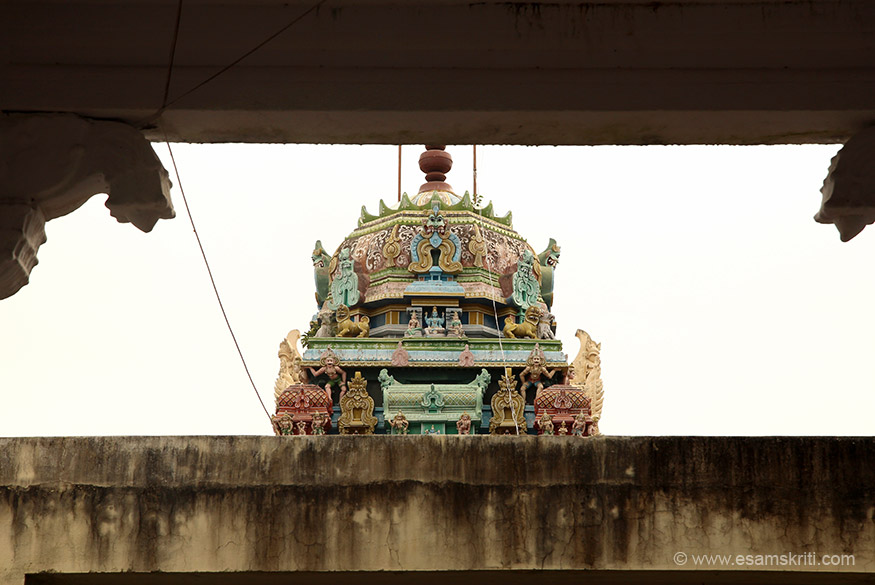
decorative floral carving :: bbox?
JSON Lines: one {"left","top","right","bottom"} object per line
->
{"left": 489, "top": 370, "right": 526, "bottom": 435}
{"left": 458, "top": 344, "right": 475, "bottom": 367}
{"left": 382, "top": 224, "right": 402, "bottom": 266}
{"left": 337, "top": 372, "right": 377, "bottom": 434}
{"left": 570, "top": 329, "right": 604, "bottom": 433}
{"left": 511, "top": 249, "right": 541, "bottom": 310}
{"left": 391, "top": 341, "right": 409, "bottom": 366}
{"left": 408, "top": 204, "right": 463, "bottom": 274}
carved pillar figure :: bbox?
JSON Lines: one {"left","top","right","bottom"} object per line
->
{"left": 0, "top": 113, "right": 174, "bottom": 299}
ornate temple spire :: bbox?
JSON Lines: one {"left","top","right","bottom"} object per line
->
{"left": 418, "top": 145, "right": 454, "bottom": 194}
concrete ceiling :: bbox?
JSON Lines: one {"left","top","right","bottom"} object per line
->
{"left": 3, "top": 0, "right": 874, "bottom": 145}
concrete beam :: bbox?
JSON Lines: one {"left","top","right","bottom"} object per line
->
{"left": 1, "top": 436, "right": 873, "bottom": 581}
{"left": 3, "top": 1, "right": 874, "bottom": 145}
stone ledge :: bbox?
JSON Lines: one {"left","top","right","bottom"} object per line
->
{"left": 0, "top": 436, "right": 872, "bottom": 576}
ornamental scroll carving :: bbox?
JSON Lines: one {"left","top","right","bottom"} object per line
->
{"left": 570, "top": 329, "right": 604, "bottom": 433}
{"left": 274, "top": 329, "right": 304, "bottom": 404}
{"left": 408, "top": 204, "right": 463, "bottom": 274}
{"left": 489, "top": 370, "right": 526, "bottom": 435}
{"left": 337, "top": 372, "right": 378, "bottom": 434}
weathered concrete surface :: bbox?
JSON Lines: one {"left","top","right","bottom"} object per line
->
{"left": 3, "top": 1, "right": 874, "bottom": 145}
{"left": 1, "top": 436, "right": 873, "bottom": 584}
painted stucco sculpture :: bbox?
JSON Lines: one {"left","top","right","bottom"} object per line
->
{"left": 537, "top": 239, "right": 561, "bottom": 309}
{"left": 337, "top": 372, "right": 378, "bottom": 434}
{"left": 329, "top": 247, "right": 360, "bottom": 309}
{"left": 381, "top": 369, "right": 489, "bottom": 435}
{"left": 489, "top": 370, "right": 527, "bottom": 435}
{"left": 308, "top": 348, "right": 347, "bottom": 400}
{"left": 312, "top": 241, "right": 332, "bottom": 306}
{"left": 272, "top": 145, "right": 604, "bottom": 435}
{"left": 511, "top": 249, "right": 541, "bottom": 311}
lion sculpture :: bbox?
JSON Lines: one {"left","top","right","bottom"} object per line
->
{"left": 335, "top": 304, "right": 370, "bottom": 338}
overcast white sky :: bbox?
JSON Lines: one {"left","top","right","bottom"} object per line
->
{"left": 2, "top": 143, "right": 873, "bottom": 437}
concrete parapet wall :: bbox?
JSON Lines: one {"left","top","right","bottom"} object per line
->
{"left": 0, "top": 436, "right": 872, "bottom": 582}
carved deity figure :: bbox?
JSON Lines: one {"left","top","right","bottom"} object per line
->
{"left": 405, "top": 311, "right": 423, "bottom": 337}
{"left": 309, "top": 348, "right": 348, "bottom": 399}
{"left": 558, "top": 421, "right": 568, "bottom": 436}
{"left": 426, "top": 307, "right": 444, "bottom": 329}
{"left": 425, "top": 306, "right": 445, "bottom": 336}
{"left": 271, "top": 413, "right": 294, "bottom": 436}
{"left": 511, "top": 249, "right": 541, "bottom": 311}
{"left": 456, "top": 412, "right": 472, "bottom": 435}
{"left": 388, "top": 411, "right": 410, "bottom": 435}
{"left": 562, "top": 364, "right": 575, "bottom": 385}
{"left": 572, "top": 412, "right": 591, "bottom": 437}
{"left": 295, "top": 420, "right": 309, "bottom": 435}
{"left": 424, "top": 425, "right": 442, "bottom": 435}
{"left": 519, "top": 344, "right": 557, "bottom": 398}
{"left": 329, "top": 248, "right": 360, "bottom": 309}
{"left": 447, "top": 309, "right": 464, "bottom": 337}
{"left": 468, "top": 223, "right": 488, "bottom": 268}
{"left": 538, "top": 412, "right": 555, "bottom": 436}
{"left": 311, "top": 411, "right": 328, "bottom": 435}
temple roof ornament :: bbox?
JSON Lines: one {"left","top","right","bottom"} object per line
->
{"left": 276, "top": 144, "right": 604, "bottom": 436}
{"left": 408, "top": 204, "right": 463, "bottom": 275}
{"left": 412, "top": 145, "right": 461, "bottom": 206}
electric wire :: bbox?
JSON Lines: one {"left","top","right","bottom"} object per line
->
{"left": 160, "top": 0, "right": 185, "bottom": 111}
{"left": 139, "top": 0, "right": 328, "bottom": 129}
{"left": 161, "top": 0, "right": 328, "bottom": 111}
{"left": 475, "top": 151, "right": 521, "bottom": 435}
{"left": 163, "top": 138, "right": 273, "bottom": 423}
